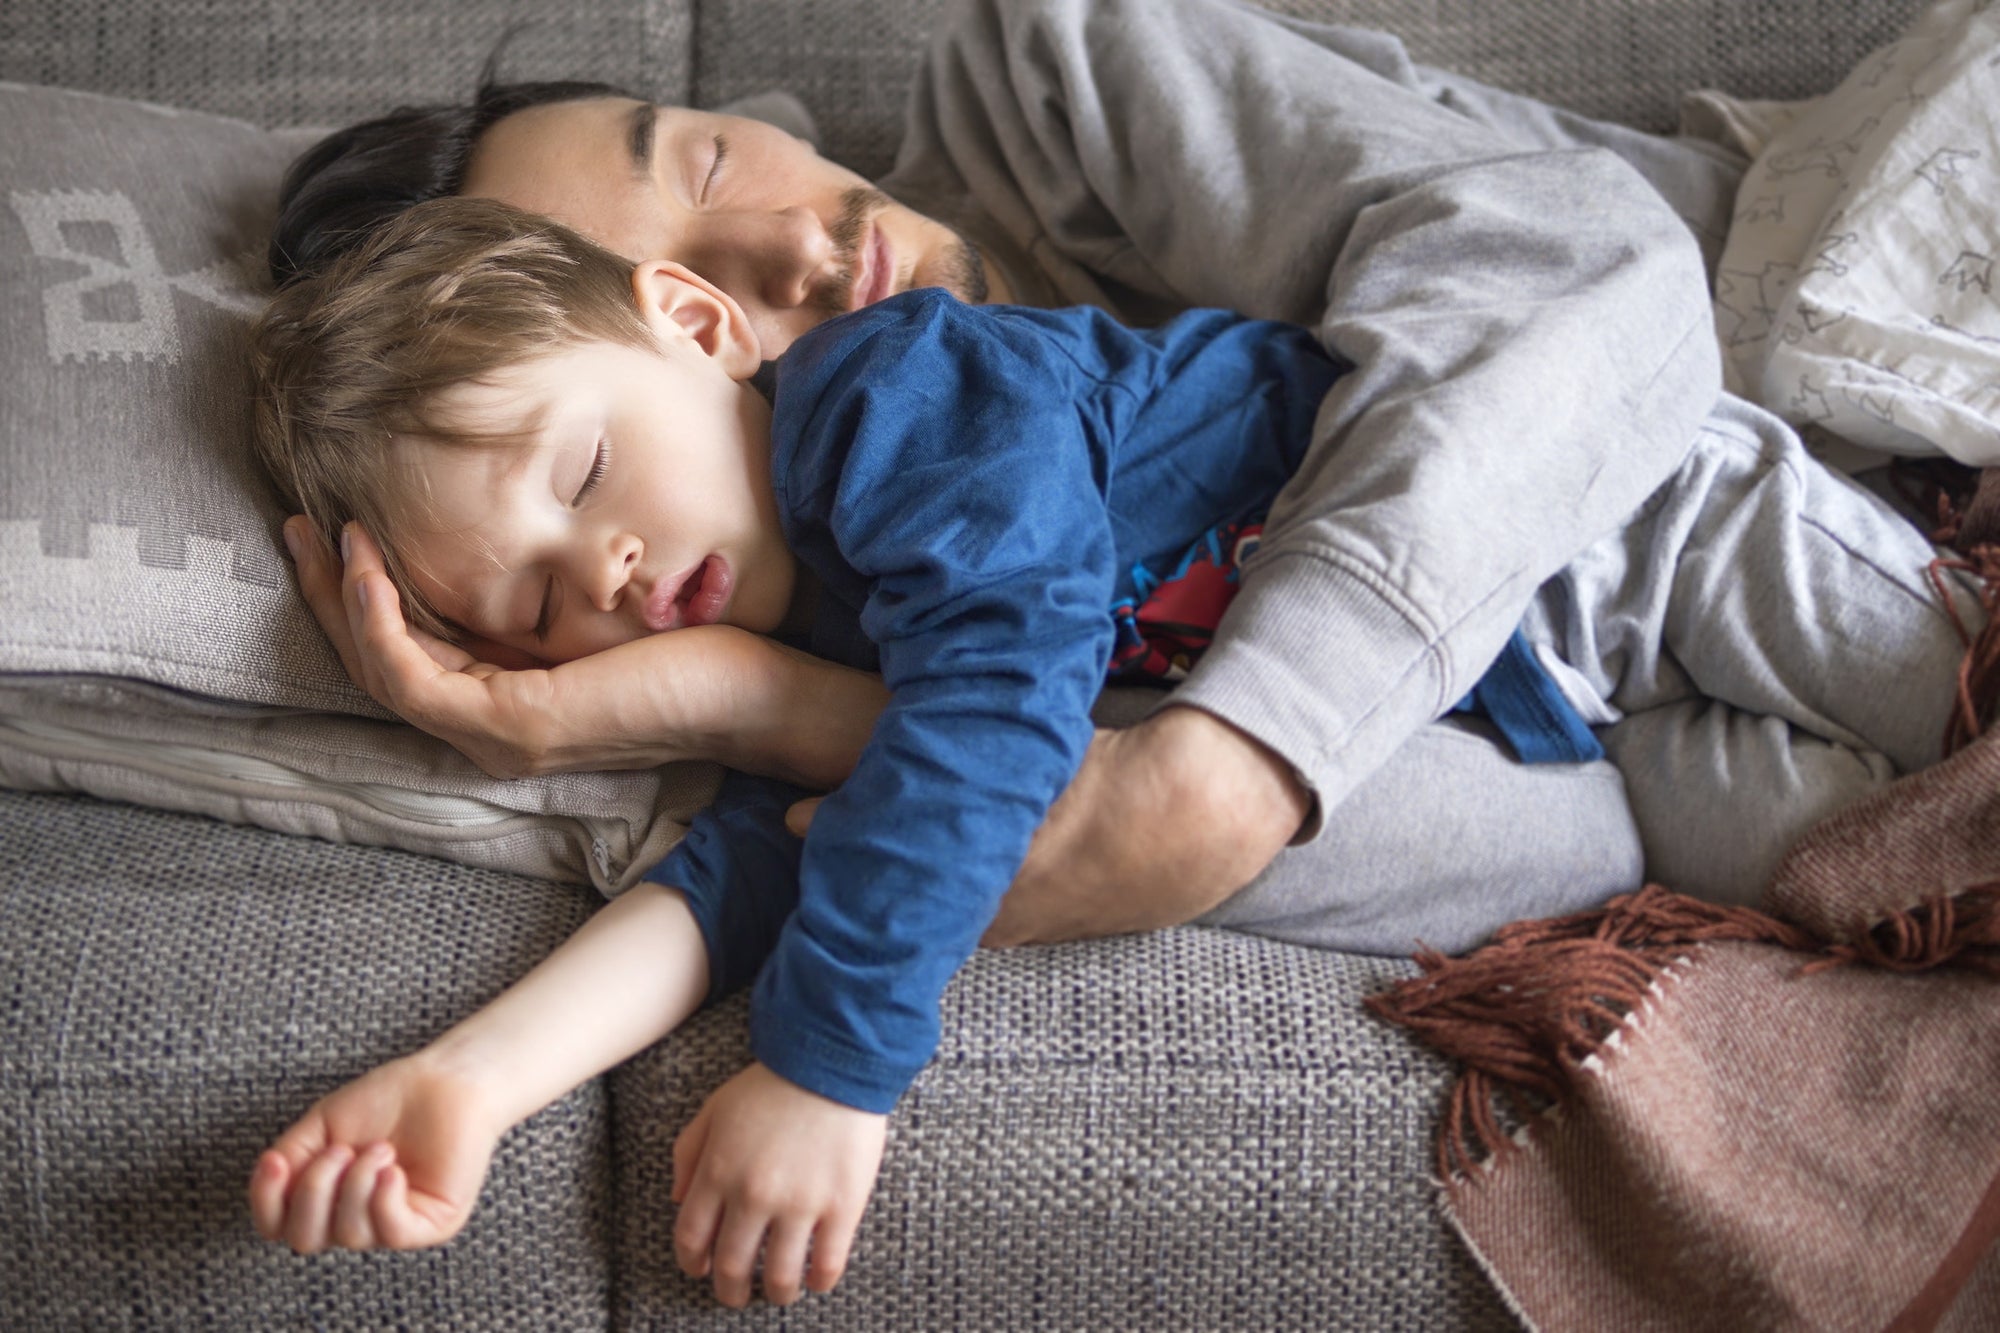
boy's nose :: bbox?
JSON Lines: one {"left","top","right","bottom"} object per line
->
{"left": 587, "top": 535, "right": 642, "bottom": 612}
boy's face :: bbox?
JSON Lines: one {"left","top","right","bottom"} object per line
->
{"left": 392, "top": 297, "right": 795, "bottom": 666}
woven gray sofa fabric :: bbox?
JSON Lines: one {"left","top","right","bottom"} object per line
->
{"left": 0, "top": 786, "right": 1510, "bottom": 1330}
{"left": 613, "top": 934, "right": 1513, "bottom": 1330}
{"left": 0, "top": 789, "right": 612, "bottom": 1331}
{"left": 1, "top": 0, "right": 1926, "bottom": 166}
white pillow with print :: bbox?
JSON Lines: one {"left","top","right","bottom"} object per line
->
{"left": 1712, "top": 0, "right": 2000, "bottom": 466}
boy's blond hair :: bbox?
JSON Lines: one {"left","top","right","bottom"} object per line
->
{"left": 250, "top": 195, "right": 658, "bottom": 641}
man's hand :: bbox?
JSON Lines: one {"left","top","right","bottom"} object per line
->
{"left": 789, "top": 705, "right": 1311, "bottom": 945}
{"left": 985, "top": 706, "right": 1310, "bottom": 944}
{"left": 284, "top": 518, "right": 883, "bottom": 786}
{"left": 671, "top": 1062, "right": 888, "bottom": 1308}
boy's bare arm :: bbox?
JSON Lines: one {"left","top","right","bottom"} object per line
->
{"left": 251, "top": 882, "right": 711, "bottom": 1253}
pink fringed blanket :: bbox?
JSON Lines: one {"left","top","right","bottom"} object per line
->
{"left": 1372, "top": 562, "right": 2000, "bottom": 1330}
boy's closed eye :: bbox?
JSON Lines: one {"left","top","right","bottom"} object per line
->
{"left": 443, "top": 617, "right": 552, "bottom": 672}
{"left": 573, "top": 440, "right": 610, "bottom": 506}
{"left": 532, "top": 575, "right": 558, "bottom": 645}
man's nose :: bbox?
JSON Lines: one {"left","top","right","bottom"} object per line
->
{"left": 698, "top": 206, "right": 834, "bottom": 311}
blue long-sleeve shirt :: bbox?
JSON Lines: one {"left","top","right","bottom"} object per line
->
{"left": 646, "top": 289, "right": 1590, "bottom": 1112}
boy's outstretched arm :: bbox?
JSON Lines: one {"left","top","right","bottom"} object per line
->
{"left": 250, "top": 882, "right": 710, "bottom": 1253}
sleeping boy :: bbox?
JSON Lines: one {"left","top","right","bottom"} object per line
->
{"left": 244, "top": 196, "right": 1986, "bottom": 1307}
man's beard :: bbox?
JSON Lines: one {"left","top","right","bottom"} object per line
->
{"left": 823, "top": 187, "right": 989, "bottom": 314}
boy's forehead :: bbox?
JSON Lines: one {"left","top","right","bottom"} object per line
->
{"left": 425, "top": 362, "right": 557, "bottom": 436}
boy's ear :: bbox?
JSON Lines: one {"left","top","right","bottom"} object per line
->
{"left": 630, "top": 260, "right": 764, "bottom": 378}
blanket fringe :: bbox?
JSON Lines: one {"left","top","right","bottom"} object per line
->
{"left": 1901, "top": 459, "right": 2000, "bottom": 754}
{"left": 1366, "top": 883, "right": 2000, "bottom": 1181}
{"left": 1824, "top": 886, "right": 2000, "bottom": 975}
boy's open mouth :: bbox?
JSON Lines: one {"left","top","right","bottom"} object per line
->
{"left": 645, "top": 556, "right": 733, "bottom": 631}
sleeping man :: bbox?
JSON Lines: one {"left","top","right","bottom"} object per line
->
{"left": 268, "top": 0, "right": 1763, "bottom": 958}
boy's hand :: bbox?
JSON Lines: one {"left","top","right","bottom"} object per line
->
{"left": 672, "top": 1062, "right": 888, "bottom": 1308}
{"left": 249, "top": 1053, "right": 503, "bottom": 1253}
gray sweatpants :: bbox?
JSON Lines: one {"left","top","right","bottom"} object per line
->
{"left": 1200, "top": 396, "right": 1982, "bottom": 953}
{"left": 1525, "top": 393, "right": 1984, "bottom": 905}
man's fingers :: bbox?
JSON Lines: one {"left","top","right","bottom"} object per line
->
{"left": 784, "top": 797, "right": 824, "bottom": 839}
{"left": 283, "top": 517, "right": 366, "bottom": 685}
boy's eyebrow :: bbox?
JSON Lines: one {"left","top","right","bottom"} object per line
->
{"left": 626, "top": 101, "right": 658, "bottom": 178}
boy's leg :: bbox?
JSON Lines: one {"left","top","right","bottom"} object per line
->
{"left": 1523, "top": 394, "right": 1988, "bottom": 903}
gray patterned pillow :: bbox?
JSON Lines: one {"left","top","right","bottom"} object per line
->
{"left": 0, "top": 82, "right": 720, "bottom": 889}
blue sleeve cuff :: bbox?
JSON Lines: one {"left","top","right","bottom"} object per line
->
{"left": 1454, "top": 629, "right": 1605, "bottom": 764}
{"left": 642, "top": 771, "right": 812, "bottom": 1003}
{"left": 748, "top": 1005, "right": 917, "bottom": 1115}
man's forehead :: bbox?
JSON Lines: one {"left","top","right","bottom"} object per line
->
{"left": 464, "top": 96, "right": 647, "bottom": 195}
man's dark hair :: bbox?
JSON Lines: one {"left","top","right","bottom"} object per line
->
{"left": 268, "top": 42, "right": 637, "bottom": 287}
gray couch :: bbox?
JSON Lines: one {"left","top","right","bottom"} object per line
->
{"left": 0, "top": 0, "right": 1920, "bottom": 1327}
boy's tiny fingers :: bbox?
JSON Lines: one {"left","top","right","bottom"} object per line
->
{"left": 708, "top": 1210, "right": 767, "bottom": 1310}
{"left": 371, "top": 1164, "right": 418, "bottom": 1249}
{"left": 283, "top": 1145, "right": 354, "bottom": 1255}
{"left": 248, "top": 1152, "right": 290, "bottom": 1240}
{"left": 672, "top": 1183, "right": 721, "bottom": 1278}
{"left": 671, "top": 1114, "right": 711, "bottom": 1205}
{"left": 331, "top": 1145, "right": 391, "bottom": 1250}
{"left": 806, "top": 1212, "right": 860, "bottom": 1293}
{"left": 761, "top": 1217, "right": 814, "bottom": 1305}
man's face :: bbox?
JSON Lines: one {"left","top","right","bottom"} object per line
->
{"left": 392, "top": 334, "right": 797, "bottom": 667}
{"left": 461, "top": 98, "right": 995, "bottom": 355}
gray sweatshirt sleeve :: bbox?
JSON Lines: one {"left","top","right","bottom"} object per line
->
{"left": 881, "top": 0, "right": 1721, "bottom": 825}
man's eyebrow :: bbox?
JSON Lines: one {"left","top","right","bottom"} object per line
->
{"left": 625, "top": 100, "right": 658, "bottom": 177}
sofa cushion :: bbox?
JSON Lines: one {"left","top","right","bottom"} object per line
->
{"left": 0, "top": 0, "right": 695, "bottom": 127}
{"left": 688, "top": 0, "right": 1932, "bottom": 182}
{"left": 0, "top": 788, "right": 610, "bottom": 1330}
{"left": 611, "top": 927, "right": 1514, "bottom": 1327}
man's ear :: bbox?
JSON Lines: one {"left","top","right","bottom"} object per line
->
{"left": 630, "top": 260, "right": 764, "bottom": 378}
